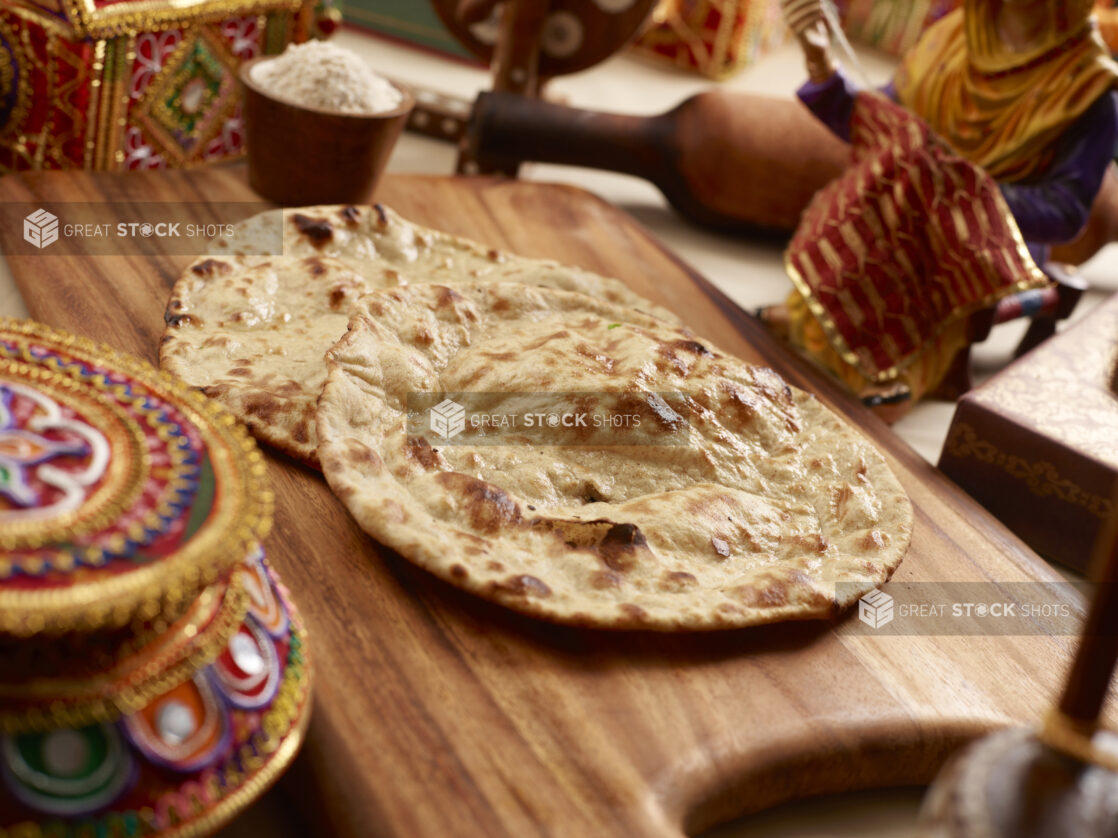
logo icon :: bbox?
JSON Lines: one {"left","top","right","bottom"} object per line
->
{"left": 858, "top": 590, "right": 894, "bottom": 629}
{"left": 429, "top": 399, "right": 466, "bottom": 440}
{"left": 23, "top": 209, "right": 59, "bottom": 250}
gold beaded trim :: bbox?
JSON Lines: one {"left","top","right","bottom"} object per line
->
{"left": 163, "top": 615, "right": 312, "bottom": 838}
{"left": 59, "top": 0, "right": 302, "bottom": 39}
{"left": 0, "top": 570, "right": 250, "bottom": 734}
{"left": 0, "top": 610, "right": 312, "bottom": 838}
{"left": 0, "top": 15, "right": 32, "bottom": 142}
{"left": 0, "top": 318, "right": 273, "bottom": 636}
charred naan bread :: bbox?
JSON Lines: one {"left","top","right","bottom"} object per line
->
{"left": 316, "top": 282, "right": 912, "bottom": 630}
{"left": 160, "top": 204, "right": 673, "bottom": 464}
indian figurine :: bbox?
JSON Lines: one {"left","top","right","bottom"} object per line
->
{"left": 765, "top": 0, "right": 1118, "bottom": 420}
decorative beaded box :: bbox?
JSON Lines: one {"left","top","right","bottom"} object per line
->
{"left": 0, "top": 0, "right": 325, "bottom": 171}
{"left": 632, "top": 0, "right": 788, "bottom": 80}
{"left": 0, "top": 319, "right": 313, "bottom": 837}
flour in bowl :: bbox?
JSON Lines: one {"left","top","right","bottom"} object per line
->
{"left": 251, "top": 41, "right": 402, "bottom": 114}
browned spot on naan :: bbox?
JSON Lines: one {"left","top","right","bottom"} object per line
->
{"left": 292, "top": 213, "right": 333, "bottom": 247}
{"left": 191, "top": 259, "right": 232, "bottom": 277}
{"left": 435, "top": 473, "right": 522, "bottom": 534}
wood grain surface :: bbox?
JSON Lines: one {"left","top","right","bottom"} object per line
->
{"left": 0, "top": 166, "right": 1101, "bottom": 837}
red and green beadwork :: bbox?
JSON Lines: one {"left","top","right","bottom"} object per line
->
{"left": 1, "top": 549, "right": 312, "bottom": 838}
{"left": 0, "top": 320, "right": 311, "bottom": 838}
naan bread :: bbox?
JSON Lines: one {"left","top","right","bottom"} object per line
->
{"left": 160, "top": 204, "right": 673, "bottom": 464}
{"left": 316, "top": 282, "right": 912, "bottom": 630}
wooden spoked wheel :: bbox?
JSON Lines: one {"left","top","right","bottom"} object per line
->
{"left": 430, "top": 0, "right": 658, "bottom": 79}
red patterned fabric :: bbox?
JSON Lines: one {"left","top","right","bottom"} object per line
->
{"left": 633, "top": 0, "right": 787, "bottom": 80}
{"left": 785, "top": 92, "right": 1048, "bottom": 382}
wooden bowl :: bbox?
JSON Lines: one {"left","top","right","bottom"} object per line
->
{"left": 918, "top": 727, "right": 1118, "bottom": 837}
{"left": 238, "top": 56, "right": 414, "bottom": 206}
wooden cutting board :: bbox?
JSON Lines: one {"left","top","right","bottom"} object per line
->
{"left": 0, "top": 166, "right": 1100, "bottom": 837}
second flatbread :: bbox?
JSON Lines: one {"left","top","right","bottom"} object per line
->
{"left": 160, "top": 204, "right": 674, "bottom": 464}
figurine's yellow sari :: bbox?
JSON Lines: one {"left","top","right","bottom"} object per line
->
{"left": 894, "top": 0, "right": 1118, "bottom": 182}
{"left": 785, "top": 0, "right": 1118, "bottom": 415}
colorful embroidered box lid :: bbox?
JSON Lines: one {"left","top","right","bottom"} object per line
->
{"left": 0, "top": 318, "right": 273, "bottom": 636}
{"left": 0, "top": 320, "right": 312, "bottom": 836}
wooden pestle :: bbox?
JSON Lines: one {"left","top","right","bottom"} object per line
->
{"left": 465, "top": 89, "right": 849, "bottom": 234}
{"left": 917, "top": 484, "right": 1118, "bottom": 837}
{"left": 1055, "top": 497, "right": 1118, "bottom": 733}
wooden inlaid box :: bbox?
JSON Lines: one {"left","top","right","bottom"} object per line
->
{"left": 939, "top": 293, "right": 1118, "bottom": 572}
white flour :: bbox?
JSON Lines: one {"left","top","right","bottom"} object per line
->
{"left": 251, "top": 41, "right": 402, "bottom": 114}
